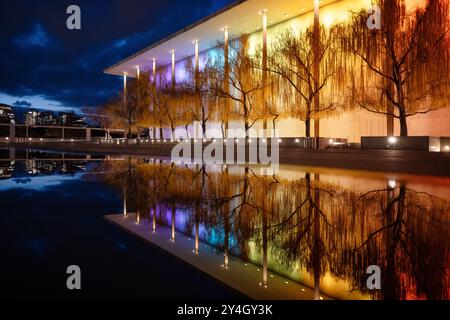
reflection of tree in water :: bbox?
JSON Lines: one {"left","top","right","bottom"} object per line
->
{"left": 347, "top": 183, "right": 450, "bottom": 300}
{"left": 261, "top": 173, "right": 338, "bottom": 298}
{"left": 98, "top": 159, "right": 449, "bottom": 300}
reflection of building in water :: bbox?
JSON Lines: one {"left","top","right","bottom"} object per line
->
{"left": 101, "top": 159, "right": 450, "bottom": 300}
{"left": 0, "top": 161, "right": 14, "bottom": 179}
{"left": 25, "top": 160, "right": 89, "bottom": 175}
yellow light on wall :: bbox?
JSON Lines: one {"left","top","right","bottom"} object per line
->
{"left": 323, "top": 14, "right": 334, "bottom": 28}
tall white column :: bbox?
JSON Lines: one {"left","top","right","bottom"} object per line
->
{"left": 261, "top": 10, "right": 268, "bottom": 137}
{"left": 194, "top": 40, "right": 201, "bottom": 139}
{"left": 194, "top": 40, "right": 199, "bottom": 80}
{"left": 152, "top": 59, "right": 156, "bottom": 84}
{"left": 123, "top": 72, "right": 127, "bottom": 105}
{"left": 223, "top": 27, "right": 229, "bottom": 138}
{"left": 313, "top": 0, "right": 320, "bottom": 145}
{"left": 171, "top": 49, "right": 176, "bottom": 90}
{"left": 151, "top": 59, "right": 157, "bottom": 139}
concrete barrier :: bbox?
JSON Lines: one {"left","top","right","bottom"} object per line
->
{"left": 361, "top": 136, "right": 443, "bottom": 152}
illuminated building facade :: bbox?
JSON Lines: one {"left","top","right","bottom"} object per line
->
{"left": 105, "top": 0, "right": 450, "bottom": 143}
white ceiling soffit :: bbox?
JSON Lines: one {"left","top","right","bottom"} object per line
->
{"left": 104, "top": 0, "right": 332, "bottom": 77}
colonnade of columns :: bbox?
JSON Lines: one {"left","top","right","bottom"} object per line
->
{"left": 122, "top": 2, "right": 327, "bottom": 142}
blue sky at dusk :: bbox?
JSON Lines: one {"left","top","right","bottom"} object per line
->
{"left": 0, "top": 0, "right": 235, "bottom": 112}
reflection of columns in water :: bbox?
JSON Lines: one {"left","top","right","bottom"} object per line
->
{"left": 313, "top": 173, "right": 321, "bottom": 300}
{"left": 262, "top": 208, "right": 268, "bottom": 288}
{"left": 224, "top": 209, "right": 230, "bottom": 269}
{"left": 223, "top": 166, "right": 230, "bottom": 268}
{"left": 171, "top": 204, "right": 176, "bottom": 242}
{"left": 384, "top": 180, "right": 400, "bottom": 299}
{"left": 194, "top": 203, "right": 199, "bottom": 254}
{"left": 9, "top": 147, "right": 15, "bottom": 162}
{"left": 152, "top": 206, "right": 156, "bottom": 233}
{"left": 123, "top": 179, "right": 127, "bottom": 218}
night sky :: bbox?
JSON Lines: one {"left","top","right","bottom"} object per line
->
{"left": 0, "top": 0, "right": 234, "bottom": 112}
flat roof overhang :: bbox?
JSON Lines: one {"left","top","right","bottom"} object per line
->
{"left": 104, "top": 0, "right": 335, "bottom": 77}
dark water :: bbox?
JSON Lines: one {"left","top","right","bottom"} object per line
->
{"left": 0, "top": 148, "right": 449, "bottom": 300}
{"left": 0, "top": 149, "right": 243, "bottom": 300}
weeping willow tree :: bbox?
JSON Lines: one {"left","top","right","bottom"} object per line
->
{"left": 210, "top": 36, "right": 265, "bottom": 138}
{"left": 177, "top": 58, "right": 217, "bottom": 138}
{"left": 148, "top": 67, "right": 183, "bottom": 139}
{"left": 268, "top": 26, "right": 344, "bottom": 139}
{"left": 101, "top": 72, "right": 151, "bottom": 139}
{"left": 341, "top": 0, "right": 450, "bottom": 136}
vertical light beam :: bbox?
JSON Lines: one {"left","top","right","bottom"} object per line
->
{"left": 313, "top": 0, "right": 320, "bottom": 147}
{"left": 171, "top": 49, "right": 176, "bottom": 90}
{"left": 223, "top": 27, "right": 229, "bottom": 138}
{"left": 261, "top": 10, "right": 268, "bottom": 138}
{"left": 152, "top": 59, "right": 156, "bottom": 85}
{"left": 123, "top": 72, "right": 127, "bottom": 105}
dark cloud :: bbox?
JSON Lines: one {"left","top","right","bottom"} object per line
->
{"left": 13, "top": 23, "right": 54, "bottom": 49}
{"left": 0, "top": 0, "right": 235, "bottom": 111}
{"left": 13, "top": 100, "right": 32, "bottom": 108}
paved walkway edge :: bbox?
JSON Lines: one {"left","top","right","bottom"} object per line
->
{"left": 105, "top": 213, "right": 330, "bottom": 300}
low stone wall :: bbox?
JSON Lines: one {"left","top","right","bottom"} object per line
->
{"left": 119, "top": 137, "right": 348, "bottom": 149}
{"left": 361, "top": 136, "right": 448, "bottom": 152}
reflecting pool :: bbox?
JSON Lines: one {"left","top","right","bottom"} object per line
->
{"left": 1, "top": 148, "right": 448, "bottom": 300}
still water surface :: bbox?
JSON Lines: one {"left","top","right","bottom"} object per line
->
{"left": 1, "top": 148, "right": 448, "bottom": 300}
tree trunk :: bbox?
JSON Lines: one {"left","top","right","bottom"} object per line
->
{"left": 202, "top": 121, "right": 206, "bottom": 138}
{"left": 398, "top": 105, "right": 408, "bottom": 136}
{"left": 305, "top": 118, "right": 311, "bottom": 138}
{"left": 185, "top": 124, "right": 190, "bottom": 139}
{"left": 244, "top": 120, "right": 249, "bottom": 139}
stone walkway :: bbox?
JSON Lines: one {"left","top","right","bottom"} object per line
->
{"left": 105, "top": 213, "right": 330, "bottom": 300}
